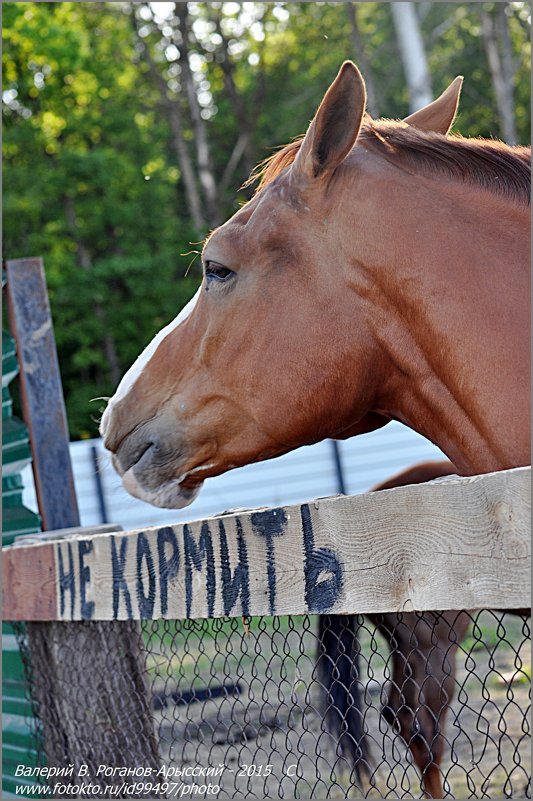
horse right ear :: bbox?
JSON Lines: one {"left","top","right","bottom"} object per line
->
{"left": 293, "top": 61, "right": 366, "bottom": 182}
{"left": 404, "top": 76, "right": 464, "bottom": 134}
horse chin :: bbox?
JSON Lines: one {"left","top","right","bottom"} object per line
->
{"left": 122, "top": 468, "right": 203, "bottom": 509}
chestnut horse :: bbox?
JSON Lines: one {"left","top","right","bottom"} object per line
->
{"left": 100, "top": 61, "right": 530, "bottom": 507}
{"left": 101, "top": 62, "right": 530, "bottom": 795}
{"left": 317, "top": 460, "right": 470, "bottom": 799}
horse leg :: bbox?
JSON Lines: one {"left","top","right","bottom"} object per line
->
{"left": 373, "top": 611, "right": 469, "bottom": 799}
{"left": 315, "top": 614, "right": 370, "bottom": 781}
{"left": 375, "top": 612, "right": 445, "bottom": 797}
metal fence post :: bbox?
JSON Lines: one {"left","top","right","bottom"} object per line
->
{"left": 90, "top": 444, "right": 109, "bottom": 524}
{"left": 330, "top": 439, "right": 347, "bottom": 495}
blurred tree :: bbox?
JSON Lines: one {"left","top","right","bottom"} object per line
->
{"left": 130, "top": 8, "right": 206, "bottom": 232}
{"left": 347, "top": 3, "right": 380, "bottom": 117}
{"left": 3, "top": 2, "right": 530, "bottom": 438}
{"left": 391, "top": 1, "right": 433, "bottom": 110}
{"left": 3, "top": 3, "right": 199, "bottom": 436}
{"left": 481, "top": 3, "right": 518, "bottom": 143}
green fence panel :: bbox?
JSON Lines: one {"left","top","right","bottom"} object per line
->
{"left": 2, "top": 296, "right": 42, "bottom": 798}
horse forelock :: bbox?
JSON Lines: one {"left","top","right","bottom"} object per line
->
{"left": 246, "top": 139, "right": 304, "bottom": 194}
{"left": 250, "top": 120, "right": 531, "bottom": 205}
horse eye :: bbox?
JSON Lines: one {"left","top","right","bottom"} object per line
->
{"left": 204, "top": 261, "right": 235, "bottom": 283}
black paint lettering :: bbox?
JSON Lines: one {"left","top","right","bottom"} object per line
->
{"left": 111, "top": 536, "right": 133, "bottom": 619}
{"left": 251, "top": 508, "right": 288, "bottom": 615}
{"left": 220, "top": 518, "right": 250, "bottom": 616}
{"left": 78, "top": 540, "right": 94, "bottom": 620}
{"left": 184, "top": 522, "right": 215, "bottom": 617}
{"left": 58, "top": 542, "right": 75, "bottom": 619}
{"left": 136, "top": 532, "right": 156, "bottom": 618}
{"left": 301, "top": 504, "right": 343, "bottom": 612}
{"left": 157, "top": 527, "right": 180, "bottom": 616}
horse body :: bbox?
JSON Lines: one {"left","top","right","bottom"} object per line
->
{"left": 101, "top": 63, "right": 530, "bottom": 508}
{"left": 334, "top": 147, "right": 529, "bottom": 474}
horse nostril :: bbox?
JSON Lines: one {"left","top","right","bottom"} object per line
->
{"left": 116, "top": 436, "right": 155, "bottom": 474}
{"left": 136, "top": 441, "right": 154, "bottom": 463}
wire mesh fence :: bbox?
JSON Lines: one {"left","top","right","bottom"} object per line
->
{"left": 14, "top": 609, "right": 531, "bottom": 799}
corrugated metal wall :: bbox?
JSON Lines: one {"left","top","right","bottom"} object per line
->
{"left": 21, "top": 422, "right": 446, "bottom": 532}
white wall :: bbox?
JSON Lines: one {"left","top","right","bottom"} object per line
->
{"left": 21, "top": 422, "right": 446, "bottom": 532}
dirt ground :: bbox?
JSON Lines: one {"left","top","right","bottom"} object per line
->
{"left": 147, "top": 612, "right": 530, "bottom": 799}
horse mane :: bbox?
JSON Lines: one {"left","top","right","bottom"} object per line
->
{"left": 250, "top": 120, "right": 531, "bottom": 205}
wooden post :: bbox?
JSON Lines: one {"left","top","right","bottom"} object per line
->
{"left": 4, "top": 259, "right": 162, "bottom": 796}
{"left": 5, "top": 258, "right": 80, "bottom": 532}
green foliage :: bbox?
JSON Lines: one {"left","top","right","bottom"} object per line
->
{"left": 3, "top": 2, "right": 199, "bottom": 436}
{"left": 3, "top": 2, "right": 530, "bottom": 438}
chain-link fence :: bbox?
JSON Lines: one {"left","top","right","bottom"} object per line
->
{"left": 14, "top": 609, "right": 530, "bottom": 799}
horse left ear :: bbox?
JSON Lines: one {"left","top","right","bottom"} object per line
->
{"left": 293, "top": 61, "right": 366, "bottom": 181}
{"left": 404, "top": 76, "right": 464, "bottom": 134}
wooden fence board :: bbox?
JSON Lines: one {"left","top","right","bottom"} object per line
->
{"left": 3, "top": 467, "right": 530, "bottom": 621}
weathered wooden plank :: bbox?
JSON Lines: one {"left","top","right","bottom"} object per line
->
{"left": 5, "top": 258, "right": 80, "bottom": 531}
{"left": 3, "top": 544, "right": 57, "bottom": 620}
{"left": 13, "top": 523, "right": 123, "bottom": 546}
{"left": 3, "top": 526, "right": 123, "bottom": 620}
{"left": 3, "top": 467, "right": 530, "bottom": 621}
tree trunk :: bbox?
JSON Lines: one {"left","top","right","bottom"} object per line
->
{"left": 481, "top": 5, "right": 518, "bottom": 144}
{"left": 210, "top": 9, "right": 256, "bottom": 180}
{"left": 219, "top": 132, "right": 251, "bottom": 196}
{"left": 175, "top": 3, "right": 219, "bottom": 226}
{"left": 390, "top": 2, "right": 433, "bottom": 112}
{"left": 165, "top": 96, "right": 208, "bottom": 231}
{"left": 130, "top": 7, "right": 206, "bottom": 233}
{"left": 347, "top": 3, "right": 380, "bottom": 117}
{"left": 27, "top": 621, "right": 162, "bottom": 798}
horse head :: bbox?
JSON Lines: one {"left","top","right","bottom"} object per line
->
{"left": 101, "top": 62, "right": 529, "bottom": 507}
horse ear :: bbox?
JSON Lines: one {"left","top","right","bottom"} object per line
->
{"left": 293, "top": 61, "right": 366, "bottom": 181}
{"left": 404, "top": 76, "right": 464, "bottom": 134}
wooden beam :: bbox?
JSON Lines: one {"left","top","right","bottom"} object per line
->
{"left": 3, "top": 467, "right": 530, "bottom": 622}
{"left": 5, "top": 258, "right": 80, "bottom": 531}
{"left": 13, "top": 523, "right": 123, "bottom": 545}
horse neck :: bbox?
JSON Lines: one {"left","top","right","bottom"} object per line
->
{"left": 349, "top": 173, "right": 531, "bottom": 474}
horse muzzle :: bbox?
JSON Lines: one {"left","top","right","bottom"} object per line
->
{"left": 121, "top": 465, "right": 203, "bottom": 509}
{"left": 100, "top": 404, "right": 206, "bottom": 509}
